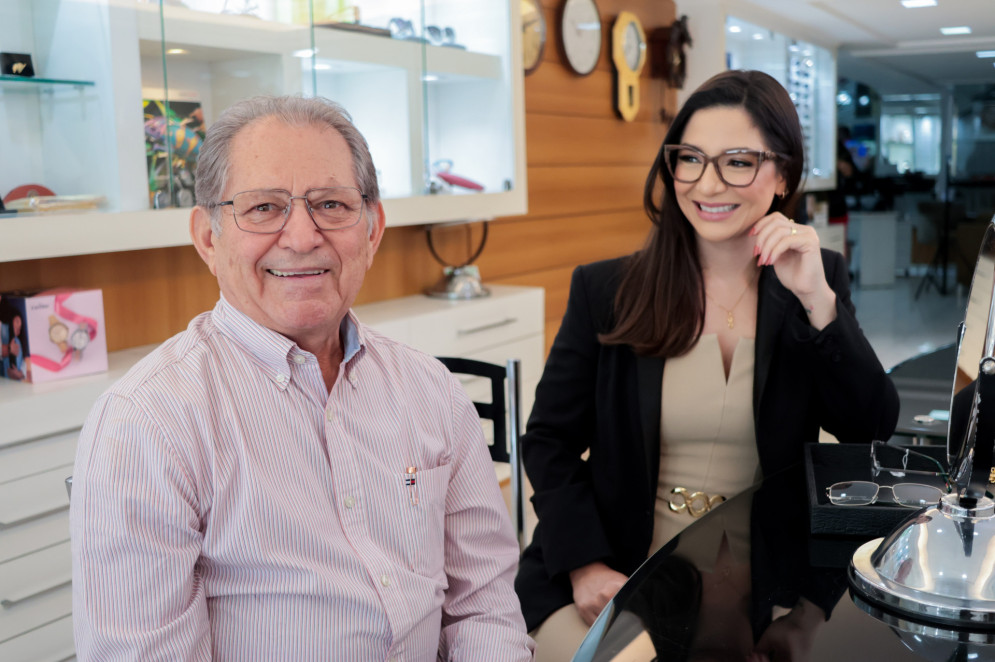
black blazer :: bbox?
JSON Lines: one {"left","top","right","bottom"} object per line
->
{"left": 514, "top": 250, "right": 899, "bottom": 630}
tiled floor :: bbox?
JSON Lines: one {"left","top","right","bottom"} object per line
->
{"left": 851, "top": 269, "right": 967, "bottom": 371}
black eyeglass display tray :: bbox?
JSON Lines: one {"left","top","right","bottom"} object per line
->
{"left": 803, "top": 442, "right": 948, "bottom": 539}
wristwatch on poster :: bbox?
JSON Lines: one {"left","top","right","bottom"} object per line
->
{"left": 70, "top": 323, "right": 91, "bottom": 359}
{"left": 49, "top": 315, "right": 70, "bottom": 353}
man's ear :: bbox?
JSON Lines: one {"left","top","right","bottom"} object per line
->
{"left": 365, "top": 201, "right": 387, "bottom": 268}
{"left": 190, "top": 206, "right": 218, "bottom": 276}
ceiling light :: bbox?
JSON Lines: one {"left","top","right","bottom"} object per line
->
{"left": 752, "top": 32, "right": 764, "bottom": 40}
{"left": 292, "top": 48, "right": 316, "bottom": 58}
{"left": 900, "top": 0, "right": 936, "bottom": 7}
{"left": 977, "top": 50, "right": 995, "bottom": 58}
{"left": 728, "top": 25, "right": 742, "bottom": 33}
{"left": 858, "top": 95, "right": 870, "bottom": 106}
{"left": 940, "top": 26, "right": 972, "bottom": 35}
{"left": 166, "top": 48, "right": 187, "bottom": 55}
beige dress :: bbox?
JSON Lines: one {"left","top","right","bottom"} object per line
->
{"left": 650, "top": 334, "right": 760, "bottom": 559}
{"left": 533, "top": 335, "right": 760, "bottom": 662}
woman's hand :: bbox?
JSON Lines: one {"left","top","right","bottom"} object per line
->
{"left": 568, "top": 561, "right": 628, "bottom": 626}
{"left": 751, "top": 212, "right": 837, "bottom": 330}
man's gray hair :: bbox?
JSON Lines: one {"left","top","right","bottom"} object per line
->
{"left": 194, "top": 95, "right": 380, "bottom": 235}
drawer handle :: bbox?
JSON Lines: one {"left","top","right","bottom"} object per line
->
{"left": 456, "top": 317, "right": 517, "bottom": 336}
{"left": 0, "top": 504, "right": 69, "bottom": 530}
{"left": 1, "top": 576, "right": 72, "bottom": 609}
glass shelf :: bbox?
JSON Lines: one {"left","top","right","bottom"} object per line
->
{"left": 0, "top": 74, "right": 95, "bottom": 88}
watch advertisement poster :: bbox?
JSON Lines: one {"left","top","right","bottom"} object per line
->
{"left": 143, "top": 99, "right": 206, "bottom": 209}
{"left": 0, "top": 289, "right": 107, "bottom": 384}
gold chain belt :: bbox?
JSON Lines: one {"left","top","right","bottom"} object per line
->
{"left": 668, "top": 487, "right": 726, "bottom": 518}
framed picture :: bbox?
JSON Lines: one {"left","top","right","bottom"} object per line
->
{"left": 143, "top": 99, "right": 205, "bottom": 208}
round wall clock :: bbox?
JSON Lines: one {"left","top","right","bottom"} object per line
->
{"left": 611, "top": 11, "right": 646, "bottom": 121}
{"left": 521, "top": 0, "right": 547, "bottom": 75}
{"left": 560, "top": 0, "right": 602, "bottom": 76}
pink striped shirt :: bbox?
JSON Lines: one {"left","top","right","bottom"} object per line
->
{"left": 70, "top": 296, "right": 534, "bottom": 661}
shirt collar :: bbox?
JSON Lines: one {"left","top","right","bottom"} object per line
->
{"left": 212, "top": 294, "right": 367, "bottom": 385}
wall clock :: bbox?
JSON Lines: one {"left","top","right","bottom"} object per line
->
{"left": 560, "top": 0, "right": 601, "bottom": 76}
{"left": 611, "top": 11, "right": 646, "bottom": 121}
{"left": 521, "top": 0, "right": 547, "bottom": 75}
{"left": 650, "top": 15, "right": 692, "bottom": 89}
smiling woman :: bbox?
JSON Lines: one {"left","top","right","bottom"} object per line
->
{"left": 515, "top": 69, "right": 899, "bottom": 662}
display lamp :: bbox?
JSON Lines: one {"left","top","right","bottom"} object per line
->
{"left": 850, "top": 216, "right": 995, "bottom": 629}
{"left": 424, "top": 220, "right": 491, "bottom": 300}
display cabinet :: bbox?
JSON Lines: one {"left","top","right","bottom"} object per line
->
{"left": 724, "top": 15, "right": 836, "bottom": 192}
{"left": 0, "top": 0, "right": 526, "bottom": 262}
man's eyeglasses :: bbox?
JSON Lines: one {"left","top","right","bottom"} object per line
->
{"left": 662, "top": 145, "right": 780, "bottom": 188}
{"left": 216, "top": 187, "right": 368, "bottom": 234}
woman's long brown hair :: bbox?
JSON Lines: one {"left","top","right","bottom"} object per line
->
{"left": 599, "top": 70, "right": 805, "bottom": 358}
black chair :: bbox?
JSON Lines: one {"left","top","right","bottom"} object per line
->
{"left": 436, "top": 356, "right": 525, "bottom": 550}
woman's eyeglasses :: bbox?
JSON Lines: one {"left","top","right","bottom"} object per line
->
{"left": 662, "top": 145, "right": 780, "bottom": 188}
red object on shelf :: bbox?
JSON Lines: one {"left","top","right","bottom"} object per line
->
{"left": 4, "top": 183, "right": 56, "bottom": 203}
{"left": 437, "top": 172, "right": 484, "bottom": 191}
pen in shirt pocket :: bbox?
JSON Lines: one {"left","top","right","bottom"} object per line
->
{"left": 405, "top": 466, "right": 418, "bottom": 505}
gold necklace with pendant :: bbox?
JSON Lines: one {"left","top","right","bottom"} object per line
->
{"left": 704, "top": 268, "right": 759, "bottom": 330}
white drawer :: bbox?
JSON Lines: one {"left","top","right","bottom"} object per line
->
{"left": 0, "top": 467, "right": 72, "bottom": 534}
{"left": 363, "top": 317, "right": 410, "bottom": 345}
{"left": 0, "top": 579, "right": 71, "bottom": 644}
{"left": 0, "top": 541, "right": 72, "bottom": 613}
{"left": 0, "top": 612, "right": 74, "bottom": 662}
{"left": 0, "top": 510, "right": 69, "bottom": 565}
{"left": 0, "top": 430, "right": 78, "bottom": 484}
{"left": 408, "top": 291, "right": 543, "bottom": 357}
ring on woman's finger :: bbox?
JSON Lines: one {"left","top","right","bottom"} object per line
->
{"left": 790, "top": 227, "right": 798, "bottom": 236}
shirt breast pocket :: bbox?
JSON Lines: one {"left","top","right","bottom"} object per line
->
{"left": 400, "top": 463, "right": 451, "bottom": 578}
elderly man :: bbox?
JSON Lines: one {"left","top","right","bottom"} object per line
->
{"left": 70, "top": 96, "right": 534, "bottom": 661}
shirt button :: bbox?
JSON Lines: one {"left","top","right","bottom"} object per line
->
{"left": 344, "top": 495, "right": 356, "bottom": 509}
{"left": 293, "top": 355, "right": 306, "bottom": 365}
{"left": 276, "top": 374, "right": 288, "bottom": 385}
{"left": 326, "top": 410, "right": 334, "bottom": 422}
{"left": 380, "top": 574, "right": 391, "bottom": 587}
{"left": 348, "top": 373, "right": 358, "bottom": 385}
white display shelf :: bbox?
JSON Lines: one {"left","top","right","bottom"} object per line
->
{"left": 0, "top": 209, "right": 189, "bottom": 262}
{"left": 0, "top": 190, "right": 525, "bottom": 263}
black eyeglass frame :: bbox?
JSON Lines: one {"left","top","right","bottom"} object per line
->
{"left": 215, "top": 187, "right": 370, "bottom": 235}
{"left": 870, "top": 440, "right": 952, "bottom": 490}
{"left": 662, "top": 144, "right": 782, "bottom": 188}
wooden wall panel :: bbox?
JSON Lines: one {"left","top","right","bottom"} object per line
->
{"left": 526, "top": 114, "right": 667, "bottom": 166}
{"left": 1, "top": 0, "right": 677, "bottom": 355}
{"left": 524, "top": 165, "right": 647, "bottom": 219}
